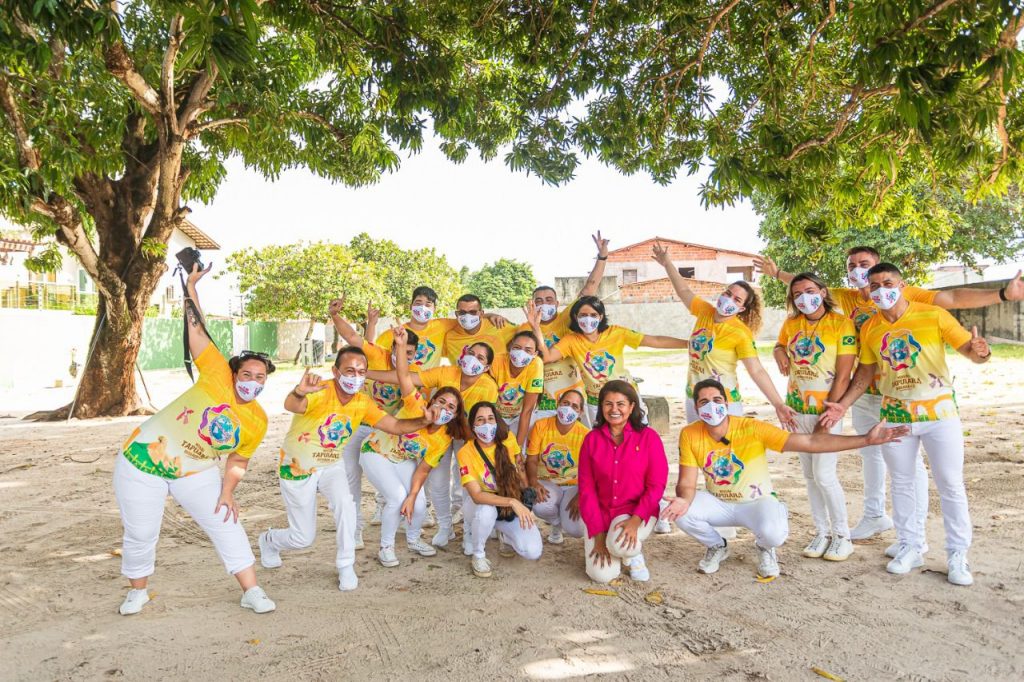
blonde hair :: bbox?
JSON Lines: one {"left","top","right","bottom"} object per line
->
{"left": 730, "top": 281, "right": 762, "bottom": 335}
{"left": 785, "top": 272, "right": 837, "bottom": 319}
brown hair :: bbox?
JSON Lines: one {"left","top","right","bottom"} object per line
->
{"left": 730, "top": 281, "right": 762, "bottom": 335}
{"left": 430, "top": 386, "right": 470, "bottom": 440}
{"left": 468, "top": 402, "right": 522, "bottom": 499}
{"left": 786, "top": 272, "right": 837, "bottom": 318}
{"left": 847, "top": 245, "right": 880, "bottom": 260}
{"left": 594, "top": 380, "right": 646, "bottom": 431}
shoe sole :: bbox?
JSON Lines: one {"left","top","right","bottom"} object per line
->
{"left": 241, "top": 602, "right": 276, "bottom": 614}
{"left": 698, "top": 564, "right": 720, "bottom": 574}
{"left": 850, "top": 522, "right": 895, "bottom": 541}
{"left": 947, "top": 576, "right": 974, "bottom": 586}
{"left": 473, "top": 569, "right": 492, "bottom": 578}
{"left": 802, "top": 550, "right": 826, "bottom": 558}
{"left": 822, "top": 553, "right": 852, "bottom": 562}
{"left": 408, "top": 546, "right": 438, "bottom": 557}
{"left": 885, "top": 545, "right": 929, "bottom": 559}
{"left": 886, "top": 561, "right": 924, "bottom": 574}
{"left": 547, "top": 537, "right": 564, "bottom": 545}
{"left": 379, "top": 560, "right": 400, "bottom": 568}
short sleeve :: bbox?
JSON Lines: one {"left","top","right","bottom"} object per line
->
{"left": 194, "top": 344, "right": 231, "bottom": 388}
{"left": 362, "top": 342, "right": 391, "bottom": 370}
{"left": 776, "top": 319, "right": 790, "bottom": 348}
{"left": 435, "top": 318, "right": 460, "bottom": 333}
{"left": 419, "top": 366, "right": 444, "bottom": 390}
{"left": 304, "top": 380, "right": 333, "bottom": 414}
{"left": 733, "top": 323, "right": 758, "bottom": 360}
{"left": 837, "top": 317, "right": 858, "bottom": 356}
{"left": 503, "top": 434, "right": 521, "bottom": 459}
{"left": 526, "top": 422, "right": 543, "bottom": 456}
{"left": 622, "top": 327, "right": 644, "bottom": 349}
{"left": 401, "top": 393, "right": 424, "bottom": 414}
{"left": 904, "top": 286, "right": 938, "bottom": 305}
{"left": 678, "top": 428, "right": 699, "bottom": 468}
{"left": 689, "top": 297, "right": 715, "bottom": 316}
{"left": 524, "top": 360, "right": 544, "bottom": 394}
{"left": 937, "top": 308, "right": 972, "bottom": 350}
{"left": 235, "top": 415, "right": 267, "bottom": 459}
{"left": 552, "top": 334, "right": 577, "bottom": 359}
{"left": 360, "top": 399, "right": 387, "bottom": 428}
{"left": 496, "top": 323, "right": 516, "bottom": 346}
{"left": 455, "top": 443, "right": 476, "bottom": 485}
{"left": 374, "top": 328, "right": 394, "bottom": 351}
{"left": 753, "top": 419, "right": 790, "bottom": 453}
{"left": 857, "top": 321, "right": 879, "bottom": 365}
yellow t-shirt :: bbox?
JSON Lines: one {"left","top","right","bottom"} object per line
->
{"left": 456, "top": 434, "right": 521, "bottom": 492}
{"left": 516, "top": 308, "right": 584, "bottom": 411}
{"left": 490, "top": 355, "right": 544, "bottom": 421}
{"left": 857, "top": 301, "right": 972, "bottom": 423}
{"left": 776, "top": 312, "right": 857, "bottom": 415}
{"left": 360, "top": 394, "right": 453, "bottom": 466}
{"left": 419, "top": 365, "right": 499, "bottom": 415}
{"left": 526, "top": 415, "right": 589, "bottom": 485}
{"left": 121, "top": 346, "right": 268, "bottom": 480}
{"left": 375, "top": 319, "right": 449, "bottom": 371}
{"left": 686, "top": 297, "right": 758, "bottom": 403}
{"left": 553, "top": 325, "right": 645, "bottom": 403}
{"left": 442, "top": 318, "right": 516, "bottom": 365}
{"left": 361, "top": 342, "right": 422, "bottom": 415}
{"left": 278, "top": 382, "right": 387, "bottom": 480}
{"left": 678, "top": 416, "right": 790, "bottom": 503}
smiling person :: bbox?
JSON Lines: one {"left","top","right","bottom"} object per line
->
{"left": 772, "top": 273, "right": 857, "bottom": 562}
{"left": 258, "top": 345, "right": 441, "bottom": 592}
{"left": 817, "top": 263, "right": 992, "bottom": 585}
{"left": 578, "top": 381, "right": 669, "bottom": 584}
{"left": 113, "top": 263, "right": 276, "bottom": 616}
{"left": 490, "top": 330, "right": 545, "bottom": 448}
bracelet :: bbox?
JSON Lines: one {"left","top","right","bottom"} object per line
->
{"left": 290, "top": 389, "right": 304, "bottom": 399}
{"left": 999, "top": 286, "right": 1008, "bottom": 302}
{"left": 596, "top": 255, "right": 608, "bottom": 261}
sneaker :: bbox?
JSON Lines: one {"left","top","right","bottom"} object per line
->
{"left": 498, "top": 533, "right": 516, "bottom": 557}
{"left": 407, "top": 539, "right": 437, "bottom": 557}
{"left": 802, "top": 533, "right": 830, "bottom": 559}
{"left": 823, "top": 536, "right": 854, "bottom": 562}
{"left": 354, "top": 531, "right": 365, "bottom": 551}
{"left": 451, "top": 507, "right": 464, "bottom": 526}
{"left": 472, "top": 555, "right": 492, "bottom": 578}
{"left": 258, "top": 530, "right": 282, "bottom": 569}
{"left": 431, "top": 526, "right": 455, "bottom": 548}
{"left": 756, "top": 545, "right": 780, "bottom": 578}
{"left": 654, "top": 519, "right": 673, "bottom": 534}
{"left": 338, "top": 566, "right": 358, "bottom": 591}
{"left": 118, "top": 588, "right": 150, "bottom": 616}
{"left": 370, "top": 503, "right": 383, "bottom": 526}
{"left": 625, "top": 553, "right": 650, "bottom": 582}
{"left": 947, "top": 550, "right": 973, "bottom": 586}
{"left": 698, "top": 542, "right": 730, "bottom": 574}
{"left": 240, "top": 586, "right": 276, "bottom": 614}
{"left": 548, "top": 526, "right": 564, "bottom": 545}
{"left": 885, "top": 541, "right": 929, "bottom": 558}
{"left": 850, "top": 515, "right": 894, "bottom": 540}
{"left": 422, "top": 509, "right": 437, "bottom": 528}
{"left": 378, "top": 545, "right": 400, "bottom": 568}
{"left": 886, "top": 544, "right": 924, "bottom": 575}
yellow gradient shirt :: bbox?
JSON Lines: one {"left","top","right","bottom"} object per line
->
{"left": 442, "top": 318, "right": 516, "bottom": 364}
{"left": 456, "top": 434, "right": 521, "bottom": 491}
{"left": 526, "top": 415, "right": 589, "bottom": 485}
{"left": 375, "top": 319, "right": 449, "bottom": 371}
{"left": 857, "top": 301, "right": 971, "bottom": 423}
{"left": 122, "top": 346, "right": 268, "bottom": 480}
{"left": 278, "top": 382, "right": 387, "bottom": 480}
{"left": 517, "top": 308, "right": 584, "bottom": 411}
{"left": 361, "top": 342, "right": 422, "bottom": 415}
{"left": 360, "top": 394, "right": 453, "bottom": 466}
{"left": 553, "top": 325, "right": 644, "bottom": 404}
{"left": 686, "top": 298, "right": 758, "bottom": 403}
{"left": 776, "top": 312, "right": 857, "bottom": 415}
{"left": 419, "top": 365, "right": 499, "bottom": 415}
{"left": 490, "top": 355, "right": 544, "bottom": 421}
{"left": 679, "top": 416, "right": 790, "bottom": 503}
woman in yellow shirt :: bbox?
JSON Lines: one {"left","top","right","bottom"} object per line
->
{"left": 490, "top": 330, "right": 545, "bottom": 448}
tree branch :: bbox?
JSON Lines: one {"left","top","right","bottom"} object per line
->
{"left": 294, "top": 110, "right": 352, "bottom": 143}
{"left": 104, "top": 41, "right": 161, "bottom": 115}
{"left": 797, "top": 0, "right": 836, "bottom": 75}
{"left": 785, "top": 84, "right": 898, "bottom": 160}
{"left": 0, "top": 73, "right": 40, "bottom": 170}
{"left": 161, "top": 15, "right": 185, "bottom": 136}
{"left": 178, "top": 63, "right": 218, "bottom": 130}
{"left": 187, "top": 117, "right": 248, "bottom": 137}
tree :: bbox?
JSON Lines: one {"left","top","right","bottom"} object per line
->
{"left": 465, "top": 259, "right": 537, "bottom": 309}
{"left": 347, "top": 232, "right": 461, "bottom": 316}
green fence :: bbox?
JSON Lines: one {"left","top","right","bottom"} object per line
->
{"left": 138, "top": 318, "right": 234, "bottom": 370}
{"left": 246, "top": 321, "right": 278, "bottom": 356}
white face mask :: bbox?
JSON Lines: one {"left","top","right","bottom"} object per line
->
{"left": 411, "top": 305, "right": 433, "bottom": 323}
{"left": 337, "top": 374, "right": 366, "bottom": 395}
{"left": 848, "top": 267, "right": 870, "bottom": 288}
{"left": 538, "top": 304, "right": 557, "bottom": 322}
{"left": 434, "top": 407, "right": 455, "bottom": 426}
{"left": 235, "top": 380, "right": 264, "bottom": 401}
{"left": 715, "top": 294, "right": 741, "bottom": 317}
{"left": 697, "top": 401, "right": 728, "bottom": 426}
{"left": 870, "top": 286, "right": 901, "bottom": 310}
{"left": 795, "top": 292, "right": 823, "bottom": 316}
{"left": 577, "top": 315, "right": 600, "bottom": 334}
{"left": 556, "top": 405, "right": 579, "bottom": 426}
{"left": 457, "top": 313, "right": 480, "bottom": 330}
{"left": 459, "top": 353, "right": 486, "bottom": 377}
{"left": 509, "top": 349, "right": 533, "bottom": 368}
{"left": 474, "top": 423, "right": 497, "bottom": 443}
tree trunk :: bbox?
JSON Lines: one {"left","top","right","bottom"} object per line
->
{"left": 292, "top": 317, "right": 317, "bottom": 364}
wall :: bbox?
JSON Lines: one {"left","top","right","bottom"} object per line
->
{"left": 553, "top": 276, "right": 620, "bottom": 303}
{"left": 940, "top": 280, "right": 1024, "bottom": 342}
{"left": 604, "top": 239, "right": 758, "bottom": 285}
{"left": 136, "top": 318, "right": 233, "bottom": 370}
{"left": 276, "top": 320, "right": 326, "bottom": 361}
{"left": 0, "top": 309, "right": 95, "bottom": 389}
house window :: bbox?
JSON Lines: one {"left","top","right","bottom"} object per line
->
{"left": 677, "top": 266, "right": 695, "bottom": 278}
{"left": 622, "top": 269, "right": 638, "bottom": 285}
{"left": 727, "top": 266, "right": 754, "bottom": 281}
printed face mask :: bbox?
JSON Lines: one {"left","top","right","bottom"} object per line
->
{"left": 459, "top": 353, "right": 486, "bottom": 377}
{"left": 411, "top": 305, "right": 433, "bottom": 323}
{"left": 716, "top": 294, "right": 741, "bottom": 317}
{"left": 338, "top": 374, "right": 366, "bottom": 395}
{"left": 509, "top": 349, "right": 533, "bottom": 368}
{"left": 848, "top": 267, "right": 870, "bottom": 288}
{"left": 795, "top": 292, "right": 823, "bottom": 315}
{"left": 577, "top": 315, "right": 601, "bottom": 333}
{"left": 697, "top": 401, "right": 728, "bottom": 426}
{"left": 538, "top": 304, "right": 557, "bottom": 322}
{"left": 434, "top": 407, "right": 455, "bottom": 426}
{"left": 457, "top": 313, "right": 480, "bottom": 330}
{"left": 235, "top": 380, "right": 264, "bottom": 401}
{"left": 556, "top": 405, "right": 579, "bottom": 426}
{"left": 870, "top": 286, "right": 901, "bottom": 310}
{"left": 474, "top": 423, "right": 497, "bottom": 443}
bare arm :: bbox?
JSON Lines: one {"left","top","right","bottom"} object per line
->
{"left": 328, "top": 296, "right": 368, "bottom": 348}
{"left": 956, "top": 326, "right": 992, "bottom": 364}
{"left": 785, "top": 420, "right": 909, "bottom": 453}
{"left": 215, "top": 453, "right": 250, "bottom": 523}
{"left": 401, "top": 459, "right": 434, "bottom": 520}
{"left": 366, "top": 368, "right": 425, "bottom": 388}
{"left": 374, "top": 410, "right": 436, "bottom": 436}
{"left": 818, "top": 361, "right": 876, "bottom": 428}
{"left": 651, "top": 241, "right": 697, "bottom": 308}
{"left": 772, "top": 344, "right": 791, "bottom": 376}
{"left": 464, "top": 480, "right": 535, "bottom": 529}
{"left": 640, "top": 334, "right": 689, "bottom": 349}
{"left": 579, "top": 231, "right": 610, "bottom": 297}
{"left": 363, "top": 303, "right": 380, "bottom": 341}
{"left": 828, "top": 354, "right": 856, "bottom": 403}
{"left": 524, "top": 301, "right": 563, "bottom": 363}
{"left": 184, "top": 263, "right": 213, "bottom": 358}
{"left": 661, "top": 466, "right": 699, "bottom": 522}
{"left": 742, "top": 355, "right": 798, "bottom": 430}
{"left": 392, "top": 327, "right": 418, "bottom": 398}
{"left": 516, "top": 393, "right": 539, "bottom": 448}
{"left": 283, "top": 370, "right": 326, "bottom": 415}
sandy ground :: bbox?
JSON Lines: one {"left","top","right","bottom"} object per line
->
{"left": 1, "top": 351, "right": 1023, "bottom": 681}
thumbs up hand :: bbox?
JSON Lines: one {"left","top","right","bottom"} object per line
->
{"left": 970, "top": 326, "right": 991, "bottom": 359}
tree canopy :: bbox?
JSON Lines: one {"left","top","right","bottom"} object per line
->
{"left": 347, "top": 232, "right": 461, "bottom": 316}
{"left": 464, "top": 258, "right": 538, "bottom": 309}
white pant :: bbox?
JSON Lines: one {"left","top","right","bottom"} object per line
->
{"left": 794, "top": 414, "right": 849, "bottom": 537}
{"left": 852, "top": 393, "right": 928, "bottom": 522}
{"left": 263, "top": 462, "right": 356, "bottom": 570}
{"left": 881, "top": 418, "right": 971, "bottom": 553}
{"left": 359, "top": 452, "right": 426, "bottom": 548}
{"left": 462, "top": 495, "right": 543, "bottom": 560}
{"left": 676, "top": 491, "right": 789, "bottom": 550}
{"left": 532, "top": 481, "right": 585, "bottom": 538}
{"left": 427, "top": 448, "right": 457, "bottom": 532}
{"left": 113, "top": 453, "right": 255, "bottom": 578}
{"left": 685, "top": 398, "right": 744, "bottom": 424}
{"left": 583, "top": 514, "right": 656, "bottom": 583}
{"left": 342, "top": 425, "right": 373, "bottom": 535}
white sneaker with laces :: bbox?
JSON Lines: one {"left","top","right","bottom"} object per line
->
{"left": 407, "top": 539, "right": 437, "bottom": 557}
{"left": 698, "top": 542, "right": 730, "bottom": 574}
{"left": 354, "top": 531, "right": 365, "bottom": 551}
{"left": 472, "top": 555, "right": 492, "bottom": 578}
{"left": 850, "top": 514, "right": 894, "bottom": 540}
{"left": 802, "top": 533, "right": 830, "bottom": 558}
{"left": 756, "top": 545, "right": 780, "bottom": 578}
{"left": 625, "top": 553, "right": 650, "bottom": 582}
{"left": 548, "top": 526, "right": 564, "bottom": 545}
{"left": 947, "top": 550, "right": 974, "bottom": 586}
{"left": 823, "top": 536, "right": 854, "bottom": 562}
{"left": 885, "top": 540, "right": 929, "bottom": 558}
{"left": 422, "top": 508, "right": 437, "bottom": 528}
{"left": 431, "top": 526, "right": 455, "bottom": 547}
{"left": 654, "top": 519, "right": 673, "bottom": 534}
{"left": 378, "top": 545, "right": 399, "bottom": 568}
{"left": 451, "top": 508, "right": 464, "bottom": 526}
{"left": 886, "top": 544, "right": 924, "bottom": 574}
{"left": 118, "top": 588, "right": 150, "bottom": 616}
{"left": 258, "top": 530, "right": 282, "bottom": 569}
{"left": 338, "top": 566, "right": 358, "bottom": 591}
{"left": 240, "top": 586, "right": 276, "bottom": 614}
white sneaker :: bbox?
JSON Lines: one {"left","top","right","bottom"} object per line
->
{"left": 802, "top": 533, "right": 830, "bottom": 559}
{"left": 625, "top": 553, "right": 650, "bottom": 582}
{"left": 354, "top": 531, "right": 365, "bottom": 550}
{"left": 378, "top": 545, "right": 399, "bottom": 568}
{"left": 118, "top": 588, "right": 150, "bottom": 615}
{"left": 407, "top": 539, "right": 437, "bottom": 557}
{"left": 370, "top": 503, "right": 383, "bottom": 526}
{"left": 698, "top": 542, "right": 729, "bottom": 574}
{"left": 431, "top": 526, "right": 455, "bottom": 548}
{"left": 338, "top": 566, "right": 358, "bottom": 591}
{"left": 654, "top": 519, "right": 673, "bottom": 534}
{"left": 240, "top": 586, "right": 276, "bottom": 614}
{"left": 451, "top": 508, "right": 464, "bottom": 526}
{"left": 823, "top": 536, "right": 854, "bottom": 562}
{"left": 258, "top": 530, "right": 282, "bottom": 569}
{"left": 850, "top": 515, "right": 894, "bottom": 540}
{"left": 548, "top": 526, "right": 564, "bottom": 545}
{"left": 472, "top": 555, "right": 492, "bottom": 578}
{"left": 422, "top": 508, "right": 437, "bottom": 528}
{"left": 886, "top": 544, "right": 924, "bottom": 574}
{"left": 885, "top": 541, "right": 929, "bottom": 558}
{"left": 947, "top": 550, "right": 974, "bottom": 586}
{"left": 756, "top": 545, "right": 780, "bottom": 578}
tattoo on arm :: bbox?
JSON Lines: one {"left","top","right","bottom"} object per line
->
{"left": 186, "top": 304, "right": 201, "bottom": 328}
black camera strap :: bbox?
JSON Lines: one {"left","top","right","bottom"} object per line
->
{"left": 176, "top": 267, "right": 217, "bottom": 383}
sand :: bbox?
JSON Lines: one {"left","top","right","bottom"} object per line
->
{"left": 1, "top": 351, "right": 1023, "bottom": 681}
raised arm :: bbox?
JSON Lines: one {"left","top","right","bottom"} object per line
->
{"left": 283, "top": 370, "right": 327, "bottom": 414}
{"left": 579, "top": 231, "right": 611, "bottom": 298}
{"left": 391, "top": 326, "right": 419, "bottom": 397}
{"left": 365, "top": 368, "right": 425, "bottom": 388}
{"left": 651, "top": 241, "right": 697, "bottom": 308}
{"left": 931, "top": 274, "right": 1023, "bottom": 309}
{"left": 740, "top": 355, "right": 798, "bottom": 430}
{"left": 363, "top": 302, "right": 381, "bottom": 341}
{"left": 524, "top": 301, "right": 564, "bottom": 363}
{"left": 753, "top": 254, "right": 795, "bottom": 285}
{"left": 328, "top": 296, "right": 368, "bottom": 348}
{"left": 184, "top": 263, "right": 214, "bottom": 358}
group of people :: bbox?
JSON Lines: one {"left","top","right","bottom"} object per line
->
{"left": 111, "top": 232, "right": 1022, "bottom": 615}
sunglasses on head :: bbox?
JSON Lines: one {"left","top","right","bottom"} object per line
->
{"left": 239, "top": 350, "right": 270, "bottom": 361}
